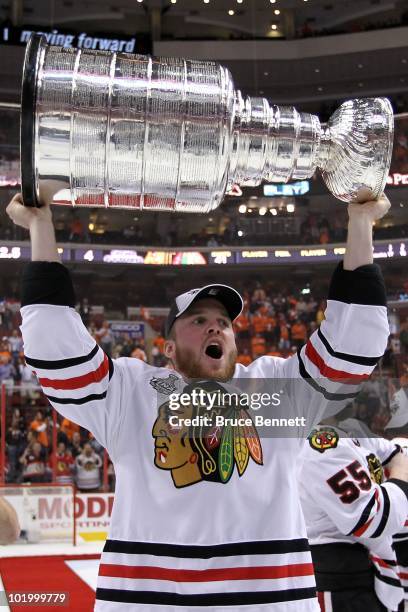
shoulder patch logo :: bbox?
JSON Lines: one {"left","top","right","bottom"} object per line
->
{"left": 149, "top": 373, "right": 179, "bottom": 395}
{"left": 308, "top": 427, "right": 339, "bottom": 453}
{"left": 366, "top": 453, "right": 383, "bottom": 484}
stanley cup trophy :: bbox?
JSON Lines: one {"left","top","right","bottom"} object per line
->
{"left": 20, "top": 34, "right": 394, "bottom": 212}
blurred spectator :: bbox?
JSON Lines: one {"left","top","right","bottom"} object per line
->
{"left": 234, "top": 311, "right": 250, "bottom": 340}
{"left": 55, "top": 442, "right": 75, "bottom": 485}
{"left": 69, "top": 216, "right": 86, "bottom": 242}
{"left": 107, "top": 460, "right": 116, "bottom": 492}
{"left": 295, "top": 297, "right": 308, "bottom": 320}
{"left": 151, "top": 345, "right": 166, "bottom": 367}
{"left": 7, "top": 330, "right": 23, "bottom": 365}
{"left": 131, "top": 344, "right": 147, "bottom": 362}
{"left": 399, "top": 319, "right": 408, "bottom": 354}
{"left": 29, "top": 410, "right": 49, "bottom": 448}
{"left": 20, "top": 441, "right": 47, "bottom": 483}
{"left": 264, "top": 322, "right": 278, "bottom": 347}
{"left": 6, "top": 413, "right": 26, "bottom": 482}
{"left": 237, "top": 348, "right": 252, "bottom": 366}
{"left": 267, "top": 345, "right": 282, "bottom": 358}
{"left": 18, "top": 357, "right": 38, "bottom": 402}
{"left": 278, "top": 319, "right": 291, "bottom": 351}
{"left": 153, "top": 333, "right": 165, "bottom": 354}
{"left": 251, "top": 333, "right": 266, "bottom": 357}
{"left": 252, "top": 283, "right": 266, "bottom": 310}
{"left": 94, "top": 320, "right": 114, "bottom": 357}
{"left": 11, "top": 408, "right": 25, "bottom": 432}
{"left": 207, "top": 235, "right": 219, "bottom": 247}
{"left": 60, "top": 418, "right": 80, "bottom": 444}
{"left": 291, "top": 320, "right": 308, "bottom": 349}
{"left": 118, "top": 335, "right": 135, "bottom": 358}
{"left": 0, "top": 356, "right": 16, "bottom": 393}
{"left": 0, "top": 340, "right": 11, "bottom": 364}
{"left": 152, "top": 333, "right": 166, "bottom": 367}
{"left": 89, "top": 433, "right": 104, "bottom": 455}
{"left": 78, "top": 298, "right": 91, "bottom": 328}
{"left": 122, "top": 225, "right": 136, "bottom": 242}
{"left": 252, "top": 310, "right": 268, "bottom": 335}
{"left": 69, "top": 431, "right": 83, "bottom": 458}
{"left": 75, "top": 443, "right": 102, "bottom": 491}
{"left": 390, "top": 334, "right": 401, "bottom": 355}
{"left": 0, "top": 301, "right": 14, "bottom": 332}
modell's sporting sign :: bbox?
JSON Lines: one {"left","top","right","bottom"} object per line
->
{"left": 1, "top": 486, "right": 114, "bottom": 544}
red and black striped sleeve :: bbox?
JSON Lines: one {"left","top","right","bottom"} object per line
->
{"left": 296, "top": 261, "right": 389, "bottom": 405}
{"left": 20, "top": 262, "right": 121, "bottom": 451}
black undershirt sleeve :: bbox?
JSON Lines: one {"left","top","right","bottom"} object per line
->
{"left": 328, "top": 261, "right": 386, "bottom": 307}
{"left": 21, "top": 262, "right": 76, "bottom": 308}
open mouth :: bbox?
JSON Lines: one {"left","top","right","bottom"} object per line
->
{"left": 205, "top": 343, "right": 223, "bottom": 360}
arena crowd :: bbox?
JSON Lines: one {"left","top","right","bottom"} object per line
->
{"left": 0, "top": 279, "right": 407, "bottom": 491}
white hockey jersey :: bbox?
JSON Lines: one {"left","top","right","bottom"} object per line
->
{"left": 391, "top": 436, "right": 408, "bottom": 599}
{"left": 299, "top": 430, "right": 407, "bottom": 610}
{"left": 20, "top": 261, "right": 390, "bottom": 611}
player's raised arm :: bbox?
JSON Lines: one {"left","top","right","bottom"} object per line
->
{"left": 5, "top": 194, "right": 129, "bottom": 454}
{"left": 297, "top": 193, "right": 390, "bottom": 418}
{"left": 343, "top": 190, "right": 390, "bottom": 270}
{"left": 246, "top": 192, "right": 390, "bottom": 425}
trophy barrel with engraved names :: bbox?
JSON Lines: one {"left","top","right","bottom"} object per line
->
{"left": 21, "top": 34, "right": 393, "bottom": 212}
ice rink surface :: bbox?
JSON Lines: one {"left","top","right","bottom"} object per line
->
{"left": 0, "top": 542, "right": 407, "bottom": 611}
{"left": 0, "top": 541, "right": 104, "bottom": 611}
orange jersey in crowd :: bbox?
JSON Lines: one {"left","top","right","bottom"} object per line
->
{"left": 251, "top": 335, "right": 266, "bottom": 356}
{"left": 236, "top": 353, "right": 252, "bottom": 366}
{"left": 234, "top": 313, "right": 250, "bottom": 333}
{"left": 264, "top": 316, "right": 277, "bottom": 329}
{"left": 29, "top": 419, "right": 48, "bottom": 447}
{"left": 291, "top": 322, "right": 307, "bottom": 341}
{"left": 257, "top": 305, "right": 267, "bottom": 316}
{"left": 267, "top": 350, "right": 282, "bottom": 358}
{"left": 279, "top": 324, "right": 289, "bottom": 340}
{"left": 0, "top": 350, "right": 11, "bottom": 363}
{"left": 154, "top": 336, "right": 165, "bottom": 353}
{"left": 60, "top": 418, "right": 80, "bottom": 441}
{"left": 252, "top": 314, "right": 268, "bottom": 334}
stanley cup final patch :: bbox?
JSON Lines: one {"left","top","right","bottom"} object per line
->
{"left": 149, "top": 373, "right": 179, "bottom": 395}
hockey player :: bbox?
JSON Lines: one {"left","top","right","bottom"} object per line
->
{"left": 300, "top": 427, "right": 408, "bottom": 611}
{"left": 6, "top": 190, "right": 394, "bottom": 611}
{"left": 390, "top": 435, "right": 408, "bottom": 604}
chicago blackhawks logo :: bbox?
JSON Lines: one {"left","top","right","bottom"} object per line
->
{"left": 366, "top": 453, "right": 383, "bottom": 484}
{"left": 308, "top": 427, "right": 339, "bottom": 453}
{"left": 152, "top": 381, "right": 263, "bottom": 488}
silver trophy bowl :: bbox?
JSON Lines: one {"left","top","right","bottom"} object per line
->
{"left": 21, "top": 34, "right": 394, "bottom": 212}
